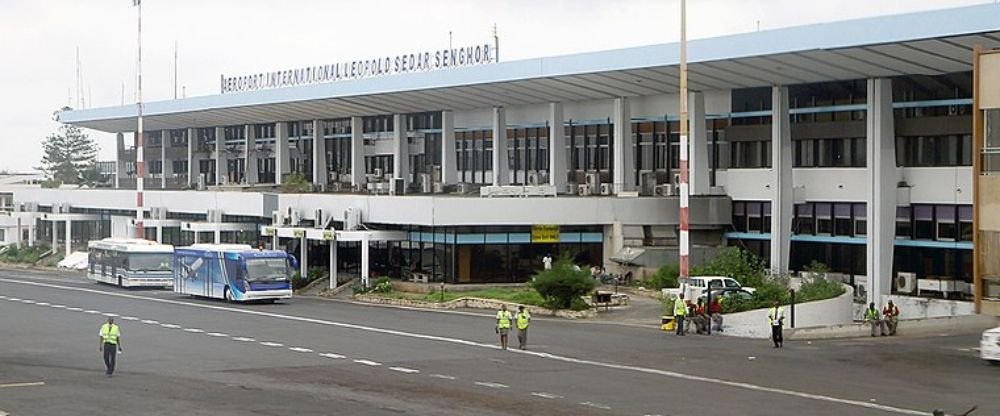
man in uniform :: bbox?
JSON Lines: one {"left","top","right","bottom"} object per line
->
{"left": 515, "top": 305, "right": 531, "bottom": 350}
{"left": 768, "top": 301, "right": 784, "bottom": 348}
{"left": 98, "top": 317, "right": 123, "bottom": 377}
{"left": 865, "top": 302, "right": 888, "bottom": 337}
{"left": 882, "top": 300, "right": 900, "bottom": 336}
{"left": 495, "top": 304, "right": 514, "bottom": 350}
{"left": 673, "top": 293, "right": 687, "bottom": 336}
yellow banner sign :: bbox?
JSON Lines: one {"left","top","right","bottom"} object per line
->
{"left": 261, "top": 227, "right": 275, "bottom": 236}
{"left": 292, "top": 229, "right": 305, "bottom": 238}
{"left": 322, "top": 230, "right": 335, "bottom": 241}
{"left": 531, "top": 225, "right": 560, "bottom": 243}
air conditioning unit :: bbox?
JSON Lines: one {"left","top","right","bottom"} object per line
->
{"left": 344, "top": 208, "right": 362, "bottom": 231}
{"left": 374, "top": 168, "right": 383, "bottom": 178}
{"left": 526, "top": 171, "right": 540, "bottom": 186}
{"left": 206, "top": 209, "right": 223, "bottom": 223}
{"left": 197, "top": 175, "right": 206, "bottom": 190}
{"left": 896, "top": 272, "right": 917, "bottom": 294}
{"left": 654, "top": 184, "right": 674, "bottom": 197}
{"left": 284, "top": 207, "right": 300, "bottom": 226}
{"left": 271, "top": 210, "right": 283, "bottom": 226}
{"left": 150, "top": 207, "right": 167, "bottom": 220}
{"left": 328, "top": 182, "right": 342, "bottom": 192}
{"left": 314, "top": 209, "right": 324, "bottom": 227}
{"left": 432, "top": 183, "right": 444, "bottom": 194}
{"left": 56, "top": 203, "right": 72, "bottom": 214}
{"left": 585, "top": 172, "right": 600, "bottom": 187}
{"left": 391, "top": 178, "right": 406, "bottom": 196}
{"left": 420, "top": 175, "right": 432, "bottom": 193}
{"left": 577, "top": 184, "right": 592, "bottom": 196}
{"left": 255, "top": 143, "right": 266, "bottom": 150}
{"left": 599, "top": 183, "right": 613, "bottom": 196}
{"left": 457, "top": 183, "right": 473, "bottom": 194}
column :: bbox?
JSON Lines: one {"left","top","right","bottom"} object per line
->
{"left": 275, "top": 122, "right": 290, "bottom": 185}
{"left": 350, "top": 117, "right": 366, "bottom": 189}
{"left": 491, "top": 106, "right": 509, "bottom": 186}
{"left": 612, "top": 97, "right": 634, "bottom": 193}
{"left": 161, "top": 130, "right": 169, "bottom": 189}
{"left": 361, "top": 237, "right": 370, "bottom": 288}
{"left": 312, "top": 120, "right": 328, "bottom": 187}
{"left": 116, "top": 132, "right": 124, "bottom": 189}
{"left": 329, "top": 240, "right": 337, "bottom": 290}
{"left": 214, "top": 127, "right": 226, "bottom": 185}
{"left": 51, "top": 220, "right": 57, "bottom": 250}
{"left": 214, "top": 229, "right": 221, "bottom": 244}
{"left": 770, "top": 86, "right": 793, "bottom": 275}
{"left": 548, "top": 103, "right": 567, "bottom": 192}
{"left": 15, "top": 217, "right": 22, "bottom": 248}
{"left": 28, "top": 218, "right": 35, "bottom": 247}
{"left": 392, "top": 114, "right": 410, "bottom": 185}
{"left": 689, "top": 92, "right": 711, "bottom": 195}
{"left": 441, "top": 111, "right": 458, "bottom": 186}
{"left": 866, "top": 78, "right": 898, "bottom": 305}
{"left": 271, "top": 234, "right": 278, "bottom": 251}
{"left": 186, "top": 128, "right": 196, "bottom": 188}
{"left": 64, "top": 219, "right": 71, "bottom": 257}
{"left": 156, "top": 225, "right": 163, "bottom": 243}
{"left": 299, "top": 236, "right": 308, "bottom": 280}
{"left": 245, "top": 125, "right": 259, "bottom": 184}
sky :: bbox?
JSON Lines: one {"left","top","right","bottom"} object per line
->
{"left": 0, "top": 0, "right": 992, "bottom": 172}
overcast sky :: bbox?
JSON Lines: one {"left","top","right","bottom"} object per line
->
{"left": 0, "top": 0, "right": 991, "bottom": 172}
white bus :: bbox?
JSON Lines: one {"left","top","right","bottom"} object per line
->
{"left": 173, "top": 244, "right": 295, "bottom": 303}
{"left": 87, "top": 238, "right": 175, "bottom": 288}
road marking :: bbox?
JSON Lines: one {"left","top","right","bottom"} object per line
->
{"left": 531, "top": 392, "right": 563, "bottom": 399}
{"left": 103, "top": 313, "right": 119, "bottom": 317}
{"left": 353, "top": 359, "right": 382, "bottom": 366}
{"left": 141, "top": 319, "right": 159, "bottom": 325}
{"left": 206, "top": 332, "right": 228, "bottom": 337}
{"left": 183, "top": 328, "right": 205, "bottom": 333}
{"left": 66, "top": 307, "right": 82, "bottom": 311}
{"left": 0, "top": 277, "right": 932, "bottom": 416}
{"left": 388, "top": 366, "right": 419, "bottom": 374}
{"left": 7, "top": 298, "right": 20, "bottom": 301}
{"left": 50, "top": 304, "right": 65, "bottom": 308}
{"left": 288, "top": 347, "right": 314, "bottom": 353}
{"left": 474, "top": 381, "right": 508, "bottom": 389}
{"left": 35, "top": 302, "right": 50, "bottom": 306}
{"left": 319, "top": 353, "right": 345, "bottom": 359}
{"left": 260, "top": 342, "right": 284, "bottom": 347}
{"left": 579, "top": 401, "right": 612, "bottom": 410}
{"left": 121, "top": 316, "right": 138, "bottom": 321}
{"left": 0, "top": 295, "right": 6, "bottom": 299}
{"left": 160, "top": 323, "right": 181, "bottom": 329}
{"left": 84, "top": 310, "right": 101, "bottom": 314}
{"left": 231, "top": 337, "right": 256, "bottom": 342}
{"left": 20, "top": 299, "right": 35, "bottom": 303}
{"left": 0, "top": 381, "right": 45, "bottom": 389}
{"left": 429, "top": 374, "right": 457, "bottom": 380}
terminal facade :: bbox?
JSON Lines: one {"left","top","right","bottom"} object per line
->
{"left": 6, "top": 5, "right": 1000, "bottom": 313}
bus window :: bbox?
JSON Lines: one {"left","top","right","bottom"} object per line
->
{"left": 127, "top": 253, "right": 173, "bottom": 271}
{"left": 246, "top": 258, "right": 290, "bottom": 282}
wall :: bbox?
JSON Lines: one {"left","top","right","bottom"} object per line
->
{"left": 880, "top": 294, "right": 975, "bottom": 320}
{"left": 719, "top": 284, "right": 854, "bottom": 338}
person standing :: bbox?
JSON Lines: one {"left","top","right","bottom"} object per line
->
{"left": 768, "top": 301, "right": 784, "bottom": 348}
{"left": 882, "top": 300, "right": 900, "bottom": 336}
{"left": 515, "top": 305, "right": 531, "bottom": 350}
{"left": 495, "top": 304, "right": 514, "bottom": 350}
{"left": 865, "top": 302, "right": 888, "bottom": 337}
{"left": 673, "top": 293, "right": 687, "bottom": 336}
{"left": 542, "top": 254, "right": 553, "bottom": 271}
{"left": 98, "top": 317, "right": 123, "bottom": 377}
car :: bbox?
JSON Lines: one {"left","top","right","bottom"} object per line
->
{"left": 706, "top": 287, "right": 755, "bottom": 303}
{"left": 662, "top": 276, "right": 755, "bottom": 300}
{"left": 982, "top": 326, "right": 1000, "bottom": 365}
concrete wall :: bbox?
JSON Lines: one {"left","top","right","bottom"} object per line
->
{"left": 880, "top": 295, "right": 975, "bottom": 320}
{"left": 719, "top": 284, "right": 854, "bottom": 339}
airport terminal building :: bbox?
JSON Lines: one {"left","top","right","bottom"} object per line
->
{"left": 6, "top": 5, "right": 1000, "bottom": 313}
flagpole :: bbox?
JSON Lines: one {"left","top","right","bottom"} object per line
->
{"left": 679, "top": 0, "right": 690, "bottom": 279}
{"left": 134, "top": 0, "right": 145, "bottom": 239}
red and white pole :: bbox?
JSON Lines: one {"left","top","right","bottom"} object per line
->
{"left": 678, "top": 0, "right": 690, "bottom": 279}
{"left": 134, "top": 0, "right": 145, "bottom": 239}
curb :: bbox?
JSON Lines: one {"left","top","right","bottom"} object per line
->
{"left": 353, "top": 294, "right": 597, "bottom": 319}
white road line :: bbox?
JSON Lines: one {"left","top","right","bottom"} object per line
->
{"left": 103, "top": 313, "right": 119, "bottom": 317}
{"left": 206, "top": 332, "right": 228, "bottom": 337}
{"left": 0, "top": 295, "right": 6, "bottom": 299}
{"left": 66, "top": 307, "right": 82, "bottom": 311}
{"left": 387, "top": 366, "right": 419, "bottom": 374}
{"left": 121, "top": 316, "right": 138, "bottom": 321}
{"left": 50, "top": 304, "right": 65, "bottom": 308}
{"left": 474, "top": 382, "right": 508, "bottom": 389}
{"left": 160, "top": 323, "right": 181, "bottom": 329}
{"left": 259, "top": 342, "right": 284, "bottom": 347}
{"left": 231, "top": 337, "right": 256, "bottom": 342}
{"left": 183, "top": 328, "right": 205, "bottom": 333}
{"left": 288, "top": 347, "right": 314, "bottom": 353}
{"left": 35, "top": 302, "right": 50, "bottom": 306}
{"left": 8, "top": 298, "right": 20, "bottom": 301}
{"left": 318, "top": 353, "right": 345, "bottom": 359}
{"left": 0, "top": 277, "right": 932, "bottom": 416}
{"left": 84, "top": 310, "right": 101, "bottom": 314}
{"left": 141, "top": 319, "right": 159, "bottom": 325}
{"left": 579, "top": 401, "right": 612, "bottom": 410}
{"left": 20, "top": 299, "right": 35, "bottom": 303}
{"left": 429, "top": 374, "right": 457, "bottom": 380}
{"left": 353, "top": 359, "right": 382, "bottom": 366}
{"left": 530, "top": 392, "right": 563, "bottom": 399}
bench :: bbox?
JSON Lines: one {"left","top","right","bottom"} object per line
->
{"left": 410, "top": 272, "right": 429, "bottom": 284}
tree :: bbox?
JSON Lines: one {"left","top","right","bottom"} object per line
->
{"left": 38, "top": 111, "right": 99, "bottom": 186}
{"left": 529, "top": 256, "right": 595, "bottom": 310}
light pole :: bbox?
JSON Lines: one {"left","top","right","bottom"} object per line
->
{"left": 678, "top": 0, "right": 690, "bottom": 280}
{"left": 133, "top": 0, "right": 145, "bottom": 239}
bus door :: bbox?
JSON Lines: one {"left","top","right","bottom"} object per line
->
{"left": 210, "top": 257, "right": 226, "bottom": 298}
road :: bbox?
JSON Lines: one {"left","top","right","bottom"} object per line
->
{"left": 0, "top": 268, "right": 994, "bottom": 416}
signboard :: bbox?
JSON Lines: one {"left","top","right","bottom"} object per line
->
{"left": 292, "top": 229, "right": 305, "bottom": 238}
{"left": 261, "top": 226, "right": 275, "bottom": 237}
{"left": 221, "top": 43, "right": 496, "bottom": 94}
{"left": 322, "top": 230, "right": 335, "bottom": 241}
{"left": 531, "top": 225, "right": 560, "bottom": 243}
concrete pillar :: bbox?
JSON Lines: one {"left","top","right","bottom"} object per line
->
{"left": 866, "top": 78, "right": 898, "bottom": 305}
{"left": 271, "top": 234, "right": 278, "bottom": 251}
{"left": 350, "top": 117, "right": 366, "bottom": 189}
{"left": 770, "top": 86, "right": 793, "bottom": 275}
{"left": 15, "top": 217, "right": 22, "bottom": 248}
{"left": 214, "top": 127, "right": 226, "bottom": 185}
{"left": 28, "top": 218, "right": 35, "bottom": 247}
{"left": 245, "top": 125, "right": 259, "bottom": 184}
{"left": 441, "top": 111, "right": 458, "bottom": 186}
{"left": 116, "top": 132, "right": 124, "bottom": 189}
{"left": 392, "top": 114, "right": 410, "bottom": 186}
{"left": 214, "top": 229, "right": 221, "bottom": 244}
{"left": 161, "top": 130, "right": 169, "bottom": 189}
{"left": 186, "top": 128, "right": 196, "bottom": 188}
{"left": 689, "top": 92, "right": 711, "bottom": 196}
{"left": 51, "top": 221, "right": 57, "bottom": 250}
{"left": 64, "top": 219, "right": 71, "bottom": 257}
{"left": 612, "top": 97, "right": 634, "bottom": 193}
{"left": 299, "top": 236, "right": 308, "bottom": 279}
{"left": 329, "top": 240, "right": 337, "bottom": 290}
{"left": 156, "top": 225, "right": 163, "bottom": 243}
{"left": 491, "top": 107, "right": 509, "bottom": 186}
{"left": 548, "top": 103, "right": 567, "bottom": 192}
{"left": 312, "top": 120, "right": 328, "bottom": 187}
{"left": 361, "top": 237, "right": 370, "bottom": 288}
{"left": 275, "top": 122, "right": 290, "bottom": 185}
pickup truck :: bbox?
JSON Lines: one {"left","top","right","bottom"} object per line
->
{"left": 661, "top": 276, "right": 756, "bottom": 301}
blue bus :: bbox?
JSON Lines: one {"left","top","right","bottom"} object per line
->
{"left": 173, "top": 244, "right": 295, "bottom": 303}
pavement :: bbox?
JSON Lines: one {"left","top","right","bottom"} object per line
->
{"left": 0, "top": 268, "right": 996, "bottom": 416}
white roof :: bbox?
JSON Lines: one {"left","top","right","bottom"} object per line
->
{"left": 88, "top": 238, "right": 174, "bottom": 252}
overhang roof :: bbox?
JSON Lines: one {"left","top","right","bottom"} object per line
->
{"left": 59, "top": 3, "right": 1000, "bottom": 133}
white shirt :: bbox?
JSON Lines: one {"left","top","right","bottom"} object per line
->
{"left": 542, "top": 256, "right": 552, "bottom": 270}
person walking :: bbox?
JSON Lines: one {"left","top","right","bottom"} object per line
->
{"left": 865, "top": 302, "right": 888, "bottom": 337}
{"left": 673, "top": 293, "right": 687, "bottom": 336}
{"left": 495, "top": 304, "right": 514, "bottom": 350}
{"left": 768, "top": 301, "right": 784, "bottom": 348}
{"left": 882, "top": 300, "right": 900, "bottom": 335}
{"left": 515, "top": 305, "right": 531, "bottom": 350}
{"left": 98, "top": 317, "right": 123, "bottom": 377}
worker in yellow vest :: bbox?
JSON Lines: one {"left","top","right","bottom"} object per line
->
{"left": 495, "top": 304, "right": 514, "bottom": 350}
{"left": 673, "top": 293, "right": 688, "bottom": 336}
{"left": 768, "top": 301, "right": 785, "bottom": 348}
{"left": 98, "top": 317, "right": 123, "bottom": 377}
{"left": 515, "top": 305, "right": 532, "bottom": 350}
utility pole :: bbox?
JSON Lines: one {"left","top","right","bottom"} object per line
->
{"left": 678, "top": 0, "right": 690, "bottom": 280}
{"left": 133, "top": 0, "right": 145, "bottom": 239}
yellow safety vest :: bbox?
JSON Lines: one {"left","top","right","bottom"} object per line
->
{"left": 673, "top": 298, "right": 687, "bottom": 316}
{"left": 516, "top": 311, "right": 531, "bottom": 330}
{"left": 100, "top": 323, "right": 120, "bottom": 345}
{"left": 496, "top": 310, "right": 513, "bottom": 329}
{"left": 768, "top": 307, "right": 784, "bottom": 326}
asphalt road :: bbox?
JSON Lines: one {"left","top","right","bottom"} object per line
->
{"left": 0, "top": 268, "right": 995, "bottom": 416}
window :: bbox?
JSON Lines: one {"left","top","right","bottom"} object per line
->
{"left": 762, "top": 202, "right": 772, "bottom": 233}
{"left": 834, "top": 203, "right": 852, "bottom": 236}
{"left": 959, "top": 205, "right": 973, "bottom": 241}
{"left": 854, "top": 204, "right": 867, "bottom": 236}
{"left": 815, "top": 203, "right": 833, "bottom": 235}
{"left": 896, "top": 206, "right": 912, "bottom": 239}
{"left": 747, "top": 202, "right": 763, "bottom": 233}
{"left": 795, "top": 203, "right": 815, "bottom": 235}
{"left": 914, "top": 205, "right": 934, "bottom": 240}
{"left": 732, "top": 202, "right": 747, "bottom": 232}
{"left": 936, "top": 205, "right": 957, "bottom": 241}
{"left": 172, "top": 160, "right": 188, "bottom": 175}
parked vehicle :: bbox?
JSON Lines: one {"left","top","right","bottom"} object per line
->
{"left": 982, "top": 326, "right": 1000, "bottom": 365}
{"left": 662, "top": 276, "right": 756, "bottom": 301}
{"left": 87, "top": 238, "right": 174, "bottom": 288}
{"left": 173, "top": 244, "right": 295, "bottom": 303}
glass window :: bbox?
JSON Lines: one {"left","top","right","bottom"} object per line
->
{"left": 732, "top": 202, "right": 747, "bottom": 233}
{"left": 127, "top": 253, "right": 172, "bottom": 271}
{"left": 246, "top": 258, "right": 291, "bottom": 282}
{"left": 936, "top": 205, "right": 957, "bottom": 241}
{"left": 959, "top": 205, "right": 973, "bottom": 241}
{"left": 896, "top": 206, "right": 912, "bottom": 239}
{"left": 854, "top": 203, "right": 867, "bottom": 236}
{"left": 834, "top": 203, "right": 852, "bottom": 236}
{"left": 762, "top": 202, "right": 772, "bottom": 233}
{"left": 914, "top": 205, "right": 934, "bottom": 240}
{"left": 815, "top": 203, "right": 833, "bottom": 235}
{"left": 795, "top": 204, "right": 815, "bottom": 235}
{"left": 747, "top": 202, "right": 763, "bottom": 233}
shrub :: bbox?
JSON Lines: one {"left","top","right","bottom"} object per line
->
{"left": 372, "top": 276, "right": 393, "bottom": 293}
{"left": 797, "top": 275, "right": 845, "bottom": 303}
{"left": 803, "top": 260, "right": 829, "bottom": 274}
{"left": 639, "top": 263, "right": 679, "bottom": 289}
{"left": 291, "top": 267, "right": 326, "bottom": 290}
{"left": 40, "top": 179, "right": 62, "bottom": 189}
{"left": 280, "top": 172, "right": 313, "bottom": 193}
{"left": 530, "top": 256, "right": 596, "bottom": 310}
{"left": 691, "top": 246, "right": 767, "bottom": 288}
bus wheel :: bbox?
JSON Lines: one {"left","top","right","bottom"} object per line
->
{"left": 223, "top": 287, "right": 233, "bottom": 303}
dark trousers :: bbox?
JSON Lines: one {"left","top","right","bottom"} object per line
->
{"left": 103, "top": 343, "right": 117, "bottom": 374}
{"left": 771, "top": 325, "right": 783, "bottom": 347}
{"left": 675, "top": 315, "right": 685, "bottom": 335}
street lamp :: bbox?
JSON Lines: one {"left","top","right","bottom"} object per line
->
{"left": 132, "top": 0, "right": 145, "bottom": 239}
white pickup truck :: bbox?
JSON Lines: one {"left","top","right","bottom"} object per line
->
{"left": 982, "top": 326, "right": 1000, "bottom": 365}
{"left": 661, "top": 276, "right": 755, "bottom": 301}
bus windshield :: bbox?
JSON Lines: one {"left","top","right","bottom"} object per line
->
{"left": 245, "top": 258, "right": 290, "bottom": 282}
{"left": 127, "top": 253, "right": 173, "bottom": 271}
